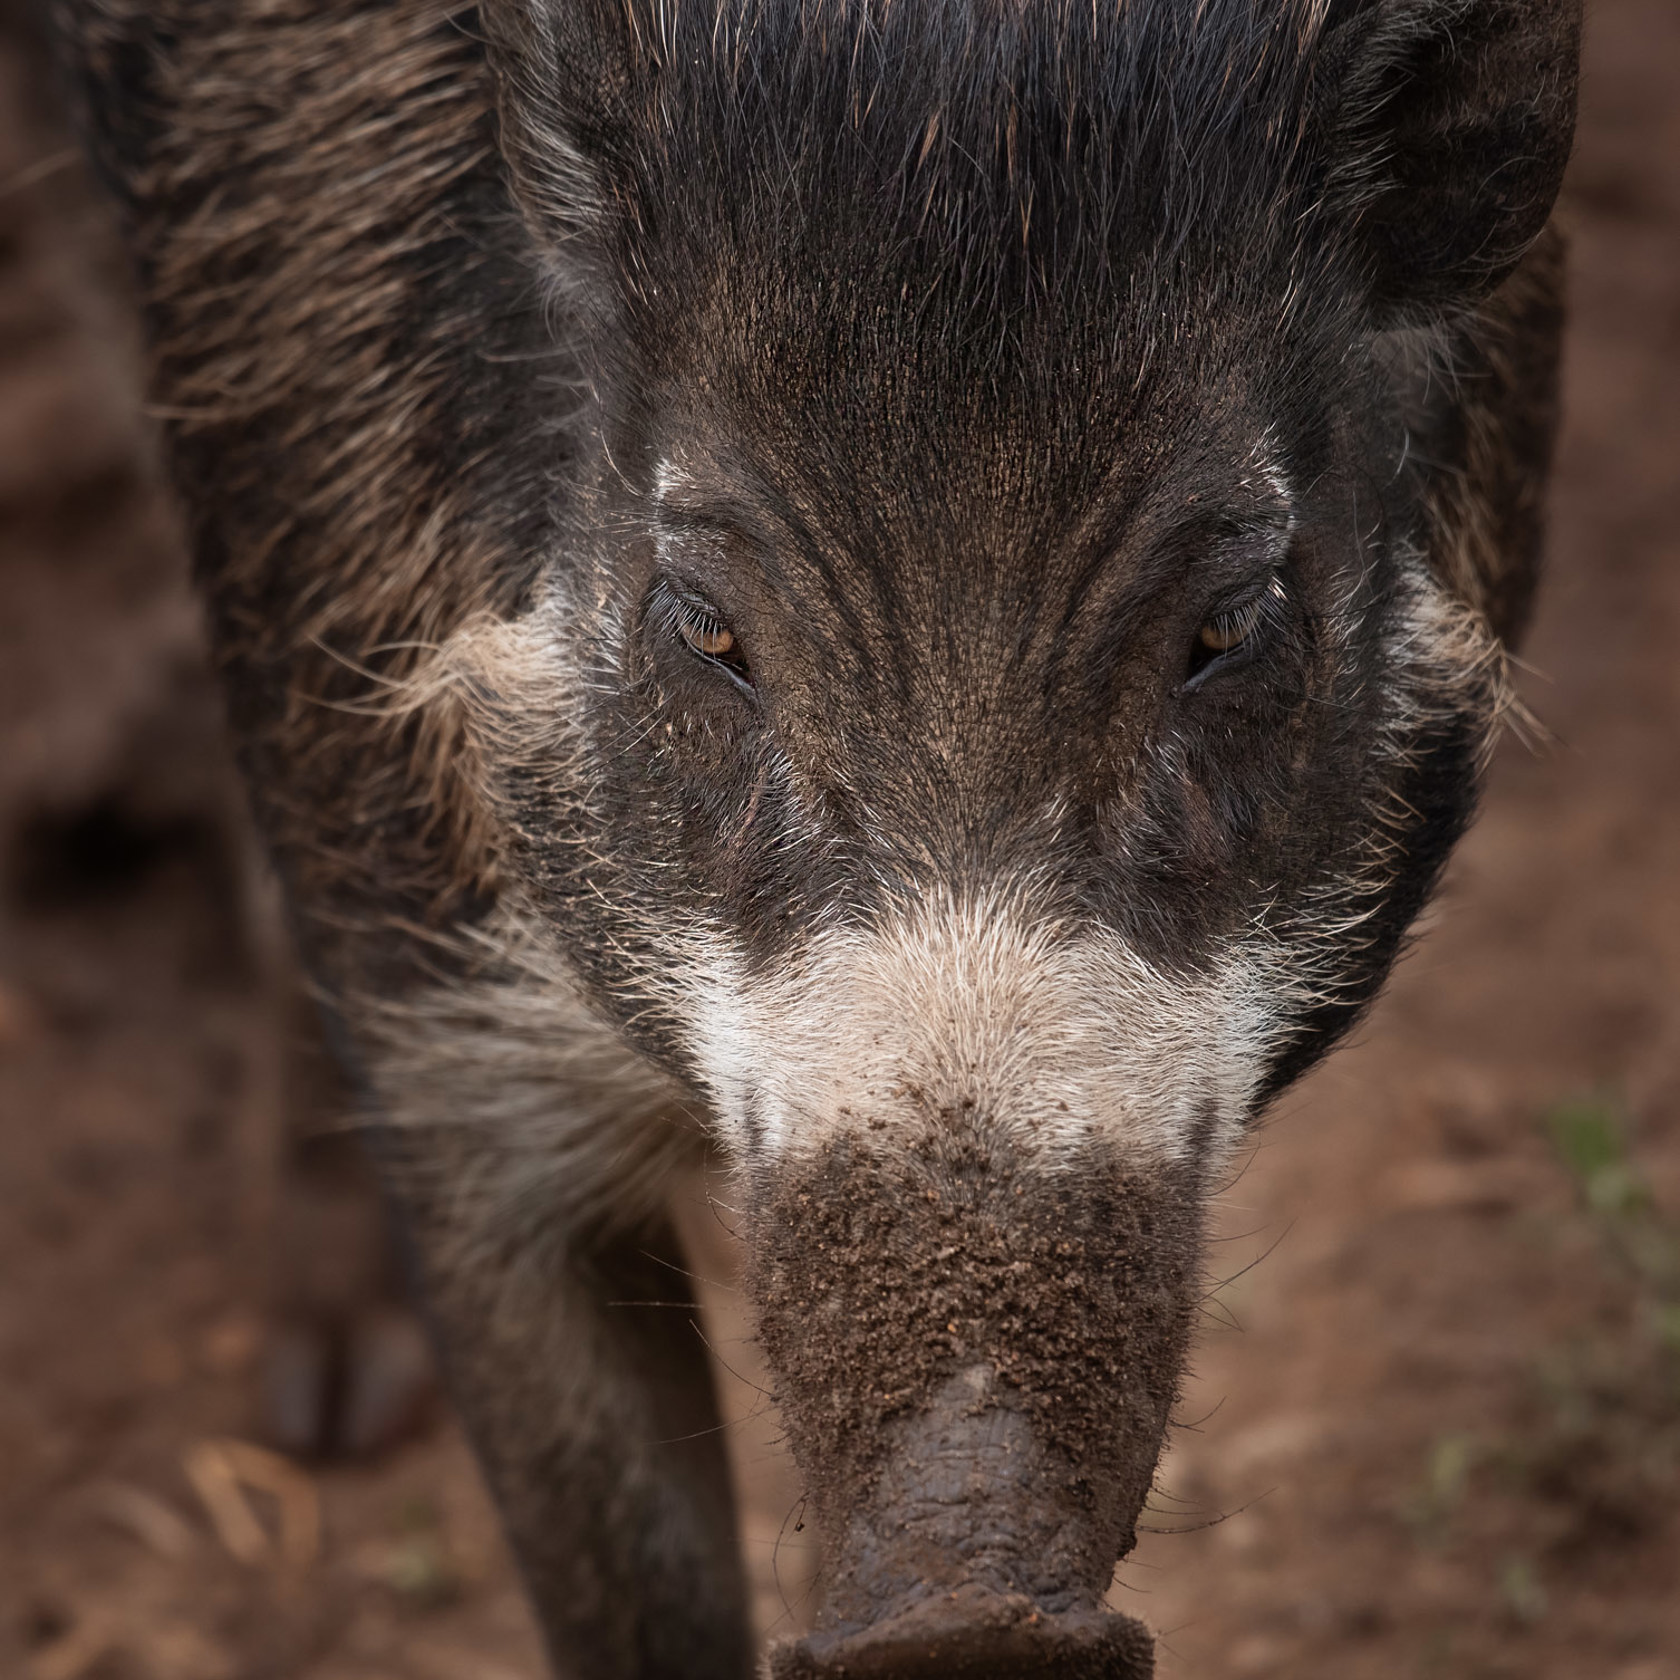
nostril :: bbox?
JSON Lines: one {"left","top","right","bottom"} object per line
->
{"left": 771, "top": 1588, "right": 1155, "bottom": 1680}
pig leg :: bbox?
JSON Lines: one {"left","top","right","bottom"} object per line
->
{"left": 261, "top": 975, "right": 435, "bottom": 1459}
{"left": 379, "top": 1125, "right": 753, "bottom": 1680}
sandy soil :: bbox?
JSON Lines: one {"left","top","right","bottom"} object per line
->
{"left": 0, "top": 2, "right": 1675, "bottom": 1677}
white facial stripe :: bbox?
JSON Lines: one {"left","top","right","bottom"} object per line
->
{"left": 680, "top": 884, "right": 1293, "bottom": 1170}
{"left": 1247, "top": 426, "right": 1295, "bottom": 513}
{"left": 653, "top": 454, "right": 691, "bottom": 505}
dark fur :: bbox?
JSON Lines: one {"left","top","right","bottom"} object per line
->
{"left": 49, "top": 0, "right": 549, "bottom": 993}
{"left": 43, "top": 0, "right": 1578, "bottom": 1674}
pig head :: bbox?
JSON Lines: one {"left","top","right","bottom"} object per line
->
{"left": 458, "top": 0, "right": 1579, "bottom": 1664}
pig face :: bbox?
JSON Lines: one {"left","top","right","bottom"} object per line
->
{"left": 476, "top": 0, "right": 1571, "bottom": 1171}
{"left": 502, "top": 294, "right": 1485, "bottom": 1168}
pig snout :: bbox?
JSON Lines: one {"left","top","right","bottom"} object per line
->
{"left": 748, "top": 1125, "right": 1200, "bottom": 1680}
{"left": 773, "top": 1588, "right": 1155, "bottom": 1680}
{"left": 768, "top": 1386, "right": 1160, "bottom": 1680}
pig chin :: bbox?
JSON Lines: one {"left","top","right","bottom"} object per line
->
{"left": 746, "top": 1121, "right": 1200, "bottom": 1680}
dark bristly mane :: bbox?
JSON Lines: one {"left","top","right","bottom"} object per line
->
{"left": 672, "top": 0, "right": 1329, "bottom": 284}
{"left": 515, "top": 0, "right": 1351, "bottom": 333}
{"left": 503, "top": 0, "right": 1573, "bottom": 387}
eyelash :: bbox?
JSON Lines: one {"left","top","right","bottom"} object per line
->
{"left": 657, "top": 583, "right": 755, "bottom": 692}
{"left": 1183, "top": 574, "right": 1290, "bottom": 691}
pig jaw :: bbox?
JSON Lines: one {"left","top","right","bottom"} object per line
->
{"left": 747, "top": 1126, "right": 1200, "bottom": 1679}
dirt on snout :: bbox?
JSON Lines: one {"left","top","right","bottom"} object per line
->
{"left": 1, "top": 1, "right": 1678, "bottom": 1679}
{"left": 746, "top": 1127, "right": 1199, "bottom": 1637}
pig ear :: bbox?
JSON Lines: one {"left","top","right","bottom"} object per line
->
{"left": 1319, "top": 0, "right": 1581, "bottom": 325}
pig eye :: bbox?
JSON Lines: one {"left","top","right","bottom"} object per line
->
{"left": 659, "top": 584, "right": 755, "bottom": 692}
{"left": 1185, "top": 576, "right": 1287, "bottom": 689}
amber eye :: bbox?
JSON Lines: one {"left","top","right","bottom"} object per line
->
{"left": 1185, "top": 575, "right": 1286, "bottom": 689}
{"left": 1197, "top": 596, "right": 1266, "bottom": 654}
{"left": 680, "top": 617, "right": 737, "bottom": 659}
{"left": 662, "top": 585, "right": 754, "bottom": 691}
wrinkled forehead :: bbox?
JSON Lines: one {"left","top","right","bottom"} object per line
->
{"left": 641, "top": 331, "right": 1299, "bottom": 612}
{"left": 638, "top": 386, "right": 1304, "bottom": 864}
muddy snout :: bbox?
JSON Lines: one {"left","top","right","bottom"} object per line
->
{"left": 747, "top": 1128, "right": 1201, "bottom": 1680}
{"left": 768, "top": 1371, "right": 1161, "bottom": 1680}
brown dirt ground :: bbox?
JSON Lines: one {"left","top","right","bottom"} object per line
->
{"left": 0, "top": 1, "right": 1676, "bottom": 1677}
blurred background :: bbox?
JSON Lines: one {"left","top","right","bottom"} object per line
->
{"left": 0, "top": 0, "right": 1676, "bottom": 1676}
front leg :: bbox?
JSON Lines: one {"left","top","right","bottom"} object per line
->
{"left": 379, "top": 1123, "right": 752, "bottom": 1680}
